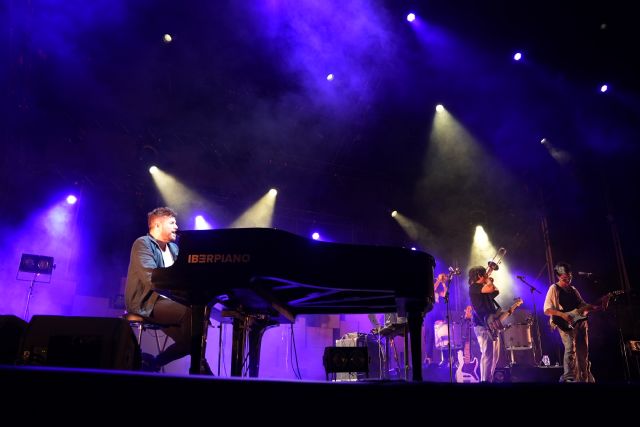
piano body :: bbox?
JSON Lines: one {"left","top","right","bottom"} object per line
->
{"left": 151, "top": 228, "right": 435, "bottom": 380}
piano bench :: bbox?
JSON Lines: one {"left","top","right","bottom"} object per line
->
{"left": 123, "top": 312, "right": 169, "bottom": 369}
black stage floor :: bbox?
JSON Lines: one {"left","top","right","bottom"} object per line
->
{"left": 2, "top": 365, "right": 638, "bottom": 422}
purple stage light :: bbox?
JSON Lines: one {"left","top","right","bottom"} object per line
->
{"left": 66, "top": 195, "right": 77, "bottom": 205}
{"left": 311, "top": 232, "right": 320, "bottom": 240}
{"left": 407, "top": 13, "right": 416, "bottom": 22}
{"left": 194, "top": 215, "right": 213, "bottom": 230}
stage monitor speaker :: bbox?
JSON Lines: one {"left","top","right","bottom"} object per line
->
{"left": 511, "top": 365, "right": 562, "bottom": 383}
{"left": 492, "top": 367, "right": 511, "bottom": 383}
{"left": 323, "top": 346, "right": 369, "bottom": 375}
{"left": 493, "top": 365, "right": 563, "bottom": 383}
{"left": 21, "top": 315, "right": 141, "bottom": 370}
{"left": 0, "top": 315, "right": 28, "bottom": 364}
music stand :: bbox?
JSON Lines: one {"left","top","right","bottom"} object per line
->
{"left": 16, "top": 253, "right": 55, "bottom": 320}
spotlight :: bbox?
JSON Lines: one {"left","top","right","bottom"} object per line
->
{"left": 163, "top": 33, "right": 172, "bottom": 43}
{"left": 435, "top": 104, "right": 444, "bottom": 113}
{"left": 66, "top": 195, "right": 77, "bottom": 205}
{"left": 268, "top": 188, "right": 278, "bottom": 196}
{"left": 513, "top": 52, "right": 522, "bottom": 61}
{"left": 194, "top": 215, "right": 213, "bottom": 230}
{"left": 406, "top": 13, "right": 416, "bottom": 22}
{"left": 326, "top": 73, "right": 334, "bottom": 81}
{"left": 311, "top": 232, "right": 320, "bottom": 240}
{"left": 149, "top": 166, "right": 159, "bottom": 174}
{"left": 19, "top": 254, "right": 55, "bottom": 275}
{"left": 600, "top": 84, "right": 608, "bottom": 93}
{"left": 391, "top": 210, "right": 398, "bottom": 218}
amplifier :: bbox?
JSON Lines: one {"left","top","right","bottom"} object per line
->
{"left": 332, "top": 333, "right": 382, "bottom": 381}
{"left": 493, "top": 365, "right": 563, "bottom": 383}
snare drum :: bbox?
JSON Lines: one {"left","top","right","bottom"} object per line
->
{"left": 504, "top": 323, "right": 532, "bottom": 350}
{"left": 434, "top": 320, "right": 463, "bottom": 349}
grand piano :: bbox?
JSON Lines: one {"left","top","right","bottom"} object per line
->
{"left": 151, "top": 228, "right": 435, "bottom": 380}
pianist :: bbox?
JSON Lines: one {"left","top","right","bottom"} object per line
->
{"left": 125, "top": 206, "right": 213, "bottom": 374}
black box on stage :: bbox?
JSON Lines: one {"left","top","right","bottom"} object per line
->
{"left": 0, "top": 315, "right": 28, "bottom": 364}
{"left": 494, "top": 365, "right": 563, "bottom": 383}
{"left": 20, "top": 315, "right": 140, "bottom": 370}
{"left": 329, "top": 333, "right": 382, "bottom": 380}
{"left": 511, "top": 365, "right": 562, "bottom": 383}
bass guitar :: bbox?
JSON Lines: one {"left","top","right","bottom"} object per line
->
{"left": 552, "top": 290, "right": 623, "bottom": 332}
{"left": 485, "top": 297, "right": 523, "bottom": 341}
{"left": 456, "top": 305, "right": 479, "bottom": 383}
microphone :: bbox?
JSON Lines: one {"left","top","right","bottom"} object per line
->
{"left": 578, "top": 272, "right": 593, "bottom": 277}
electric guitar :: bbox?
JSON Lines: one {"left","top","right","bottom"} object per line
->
{"left": 485, "top": 297, "right": 523, "bottom": 341}
{"left": 552, "top": 290, "right": 623, "bottom": 332}
{"left": 456, "top": 306, "right": 479, "bottom": 383}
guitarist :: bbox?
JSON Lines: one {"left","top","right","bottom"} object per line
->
{"left": 543, "top": 262, "right": 596, "bottom": 383}
{"left": 468, "top": 266, "right": 501, "bottom": 383}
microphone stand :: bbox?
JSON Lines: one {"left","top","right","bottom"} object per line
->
{"left": 517, "top": 276, "right": 542, "bottom": 365}
{"left": 23, "top": 273, "right": 39, "bottom": 320}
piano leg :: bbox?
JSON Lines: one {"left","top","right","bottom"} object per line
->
{"left": 230, "top": 314, "right": 278, "bottom": 377}
{"left": 230, "top": 316, "right": 246, "bottom": 377}
{"left": 248, "top": 318, "right": 278, "bottom": 377}
{"left": 189, "top": 304, "right": 210, "bottom": 375}
{"left": 408, "top": 311, "right": 423, "bottom": 381}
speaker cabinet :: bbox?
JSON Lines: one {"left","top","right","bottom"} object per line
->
{"left": 0, "top": 315, "right": 28, "bottom": 364}
{"left": 511, "top": 365, "right": 562, "bottom": 383}
{"left": 323, "top": 346, "right": 369, "bottom": 377}
{"left": 21, "top": 315, "right": 141, "bottom": 370}
{"left": 493, "top": 365, "right": 563, "bottom": 383}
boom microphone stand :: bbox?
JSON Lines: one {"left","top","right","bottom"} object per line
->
{"left": 516, "top": 275, "right": 542, "bottom": 365}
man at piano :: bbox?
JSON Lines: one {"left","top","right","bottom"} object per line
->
{"left": 125, "top": 207, "right": 213, "bottom": 374}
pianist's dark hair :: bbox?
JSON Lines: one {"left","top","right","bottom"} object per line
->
{"left": 147, "top": 207, "right": 177, "bottom": 229}
{"left": 467, "top": 266, "right": 486, "bottom": 285}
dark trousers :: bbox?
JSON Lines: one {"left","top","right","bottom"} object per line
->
{"left": 148, "top": 297, "right": 191, "bottom": 367}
